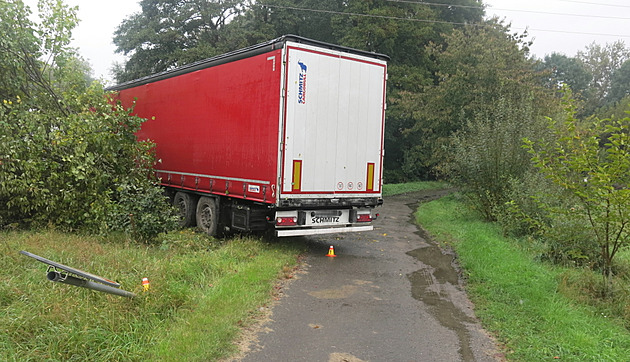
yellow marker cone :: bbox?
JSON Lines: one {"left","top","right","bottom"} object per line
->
{"left": 142, "top": 277, "right": 150, "bottom": 291}
{"left": 326, "top": 245, "right": 337, "bottom": 257}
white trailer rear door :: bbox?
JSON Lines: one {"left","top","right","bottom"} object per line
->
{"left": 281, "top": 42, "right": 387, "bottom": 198}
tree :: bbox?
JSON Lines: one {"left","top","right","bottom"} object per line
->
{"left": 113, "top": 0, "right": 246, "bottom": 82}
{"left": 447, "top": 94, "right": 553, "bottom": 221}
{"left": 0, "top": 0, "right": 176, "bottom": 240}
{"left": 577, "top": 41, "right": 630, "bottom": 114}
{"left": 524, "top": 102, "right": 630, "bottom": 291}
{"left": 0, "top": 0, "right": 79, "bottom": 114}
{"left": 539, "top": 52, "right": 592, "bottom": 99}
{"left": 215, "top": 0, "right": 349, "bottom": 51}
{"left": 607, "top": 59, "right": 630, "bottom": 104}
{"left": 400, "top": 19, "right": 556, "bottom": 182}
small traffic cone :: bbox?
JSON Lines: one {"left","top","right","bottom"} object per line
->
{"left": 142, "top": 277, "right": 150, "bottom": 291}
{"left": 326, "top": 245, "right": 337, "bottom": 257}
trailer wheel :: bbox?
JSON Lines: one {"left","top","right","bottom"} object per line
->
{"left": 173, "top": 192, "right": 197, "bottom": 227}
{"left": 196, "top": 196, "right": 219, "bottom": 236}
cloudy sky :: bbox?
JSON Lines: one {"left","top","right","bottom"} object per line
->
{"left": 24, "top": 0, "right": 630, "bottom": 83}
{"left": 484, "top": 0, "right": 630, "bottom": 59}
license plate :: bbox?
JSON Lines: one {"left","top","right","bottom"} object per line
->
{"left": 305, "top": 210, "right": 349, "bottom": 226}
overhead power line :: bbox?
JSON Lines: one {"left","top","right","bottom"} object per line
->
{"left": 263, "top": 4, "right": 630, "bottom": 39}
{"left": 385, "top": 0, "right": 630, "bottom": 21}
{"left": 382, "top": 0, "right": 483, "bottom": 10}
{"left": 262, "top": 5, "right": 473, "bottom": 26}
{"left": 557, "top": 0, "right": 630, "bottom": 8}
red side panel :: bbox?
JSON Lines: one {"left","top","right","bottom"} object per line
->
{"left": 117, "top": 50, "right": 283, "bottom": 204}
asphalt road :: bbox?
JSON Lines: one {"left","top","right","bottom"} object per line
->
{"left": 237, "top": 191, "right": 501, "bottom": 361}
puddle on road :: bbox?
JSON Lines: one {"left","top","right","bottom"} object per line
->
{"left": 407, "top": 248, "right": 476, "bottom": 361}
{"left": 405, "top": 195, "right": 476, "bottom": 362}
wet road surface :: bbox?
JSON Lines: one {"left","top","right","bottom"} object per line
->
{"left": 237, "top": 190, "right": 501, "bottom": 361}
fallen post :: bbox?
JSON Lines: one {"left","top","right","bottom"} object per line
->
{"left": 20, "top": 250, "right": 136, "bottom": 298}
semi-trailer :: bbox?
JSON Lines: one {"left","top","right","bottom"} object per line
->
{"left": 109, "top": 35, "right": 388, "bottom": 237}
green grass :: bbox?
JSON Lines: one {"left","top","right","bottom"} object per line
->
{"left": 417, "top": 194, "right": 630, "bottom": 360}
{"left": 0, "top": 230, "right": 303, "bottom": 361}
{"left": 382, "top": 181, "right": 450, "bottom": 196}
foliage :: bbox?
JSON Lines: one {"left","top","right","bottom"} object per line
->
{"left": 0, "top": 0, "right": 177, "bottom": 240}
{"left": 398, "top": 19, "right": 552, "bottom": 181}
{"left": 538, "top": 52, "right": 592, "bottom": 100}
{"left": 445, "top": 94, "right": 553, "bottom": 221}
{"left": 232, "top": 0, "right": 346, "bottom": 44}
{"left": 405, "top": 19, "right": 559, "bottom": 217}
{"left": 593, "top": 95, "right": 630, "bottom": 121}
{"left": 113, "top": 0, "right": 247, "bottom": 82}
{"left": 577, "top": 41, "right": 630, "bottom": 115}
{"left": 496, "top": 170, "right": 603, "bottom": 268}
{"left": 0, "top": 83, "right": 177, "bottom": 240}
{"left": 608, "top": 59, "right": 630, "bottom": 104}
{"left": 524, "top": 100, "right": 630, "bottom": 287}
{"left": 0, "top": 0, "right": 78, "bottom": 114}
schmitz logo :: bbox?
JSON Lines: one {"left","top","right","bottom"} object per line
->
{"left": 297, "top": 61, "right": 307, "bottom": 104}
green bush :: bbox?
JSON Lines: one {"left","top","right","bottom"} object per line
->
{"left": 105, "top": 179, "right": 178, "bottom": 242}
{"left": 0, "top": 86, "right": 177, "bottom": 241}
{"left": 0, "top": 1, "right": 177, "bottom": 241}
{"left": 497, "top": 170, "right": 603, "bottom": 268}
{"left": 524, "top": 101, "right": 630, "bottom": 285}
{"left": 445, "top": 95, "right": 550, "bottom": 221}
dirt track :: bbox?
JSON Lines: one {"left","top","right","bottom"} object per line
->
{"left": 235, "top": 190, "right": 502, "bottom": 361}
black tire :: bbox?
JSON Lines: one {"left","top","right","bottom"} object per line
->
{"left": 196, "top": 196, "right": 219, "bottom": 236}
{"left": 173, "top": 192, "right": 197, "bottom": 227}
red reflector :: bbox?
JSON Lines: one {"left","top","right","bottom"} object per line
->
{"left": 276, "top": 217, "right": 297, "bottom": 226}
{"left": 356, "top": 214, "right": 372, "bottom": 223}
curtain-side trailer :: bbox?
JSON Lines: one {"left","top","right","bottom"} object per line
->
{"left": 109, "top": 35, "right": 388, "bottom": 237}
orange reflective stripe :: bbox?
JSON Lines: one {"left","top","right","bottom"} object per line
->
{"left": 367, "top": 163, "right": 375, "bottom": 191}
{"left": 292, "top": 160, "right": 302, "bottom": 191}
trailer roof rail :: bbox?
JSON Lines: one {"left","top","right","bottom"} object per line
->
{"left": 107, "top": 35, "right": 389, "bottom": 91}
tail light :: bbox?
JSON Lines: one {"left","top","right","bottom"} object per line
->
{"left": 356, "top": 214, "right": 372, "bottom": 223}
{"left": 276, "top": 216, "right": 298, "bottom": 226}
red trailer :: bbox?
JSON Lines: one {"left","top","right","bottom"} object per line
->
{"left": 110, "top": 36, "right": 388, "bottom": 237}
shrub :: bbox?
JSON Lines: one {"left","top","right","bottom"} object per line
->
{"left": 524, "top": 100, "right": 630, "bottom": 289}
{"left": 444, "top": 94, "right": 549, "bottom": 221}
{"left": 0, "top": 85, "right": 177, "bottom": 241}
{"left": 0, "top": 1, "right": 177, "bottom": 241}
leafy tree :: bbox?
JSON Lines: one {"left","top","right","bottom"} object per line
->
{"left": 400, "top": 19, "right": 555, "bottom": 181}
{"left": 524, "top": 102, "right": 630, "bottom": 291}
{"left": 216, "top": 0, "right": 350, "bottom": 51}
{"left": 577, "top": 41, "right": 630, "bottom": 114}
{"left": 0, "top": 0, "right": 176, "bottom": 240}
{"left": 607, "top": 59, "right": 630, "bottom": 104}
{"left": 539, "top": 52, "right": 592, "bottom": 99}
{"left": 113, "top": 0, "right": 246, "bottom": 82}
{"left": 0, "top": 0, "right": 78, "bottom": 114}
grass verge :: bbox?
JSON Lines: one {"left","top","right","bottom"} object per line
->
{"left": 417, "top": 194, "right": 630, "bottom": 361}
{"left": 382, "top": 181, "right": 450, "bottom": 196}
{"left": 0, "top": 230, "right": 303, "bottom": 361}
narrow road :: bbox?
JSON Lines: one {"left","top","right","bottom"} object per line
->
{"left": 237, "top": 190, "right": 501, "bottom": 361}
